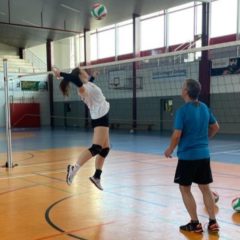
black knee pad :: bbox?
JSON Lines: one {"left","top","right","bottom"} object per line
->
{"left": 88, "top": 144, "right": 102, "bottom": 156}
{"left": 99, "top": 147, "right": 110, "bottom": 158}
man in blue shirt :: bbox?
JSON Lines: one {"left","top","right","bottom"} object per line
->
{"left": 164, "top": 79, "right": 220, "bottom": 233}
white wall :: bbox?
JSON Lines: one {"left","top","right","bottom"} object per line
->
{"left": 0, "top": 43, "right": 18, "bottom": 56}
{"left": 53, "top": 38, "right": 71, "bottom": 70}
{"left": 28, "top": 44, "right": 47, "bottom": 64}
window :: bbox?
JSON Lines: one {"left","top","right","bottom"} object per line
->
{"left": 74, "top": 35, "right": 85, "bottom": 64}
{"left": 195, "top": 3, "right": 202, "bottom": 36}
{"left": 117, "top": 23, "right": 133, "bottom": 55}
{"left": 79, "top": 35, "right": 85, "bottom": 63}
{"left": 140, "top": 11, "right": 163, "bottom": 20}
{"left": 69, "top": 37, "right": 75, "bottom": 68}
{"left": 211, "top": 0, "right": 237, "bottom": 37}
{"left": 168, "top": 4, "right": 194, "bottom": 45}
{"left": 98, "top": 27, "right": 115, "bottom": 59}
{"left": 168, "top": 2, "right": 194, "bottom": 13}
{"left": 163, "top": 99, "right": 173, "bottom": 113}
{"left": 141, "top": 15, "right": 164, "bottom": 51}
{"left": 90, "top": 32, "right": 97, "bottom": 61}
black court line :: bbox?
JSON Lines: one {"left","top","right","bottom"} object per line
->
{"left": 0, "top": 184, "right": 39, "bottom": 196}
{"left": 35, "top": 172, "right": 66, "bottom": 183}
{"left": 17, "top": 152, "right": 35, "bottom": 161}
{"left": 45, "top": 196, "right": 88, "bottom": 240}
{"left": 20, "top": 156, "right": 76, "bottom": 167}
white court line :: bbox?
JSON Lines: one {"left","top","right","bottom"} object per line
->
{"left": 211, "top": 149, "right": 240, "bottom": 155}
{"left": 0, "top": 169, "right": 65, "bottom": 180}
{"left": 0, "top": 158, "right": 170, "bottom": 181}
{"left": 225, "top": 152, "right": 240, "bottom": 156}
{"left": 19, "top": 159, "right": 74, "bottom": 168}
{"left": 210, "top": 143, "right": 240, "bottom": 149}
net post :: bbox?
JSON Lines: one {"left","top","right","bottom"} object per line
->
{"left": 3, "top": 59, "right": 13, "bottom": 168}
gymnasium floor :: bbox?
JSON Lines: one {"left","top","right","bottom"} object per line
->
{"left": 0, "top": 129, "right": 239, "bottom": 240}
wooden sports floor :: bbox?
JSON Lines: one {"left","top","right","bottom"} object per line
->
{"left": 0, "top": 129, "right": 239, "bottom": 240}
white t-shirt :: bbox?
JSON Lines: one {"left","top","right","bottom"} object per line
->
{"left": 78, "top": 82, "right": 110, "bottom": 119}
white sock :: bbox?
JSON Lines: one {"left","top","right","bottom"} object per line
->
{"left": 72, "top": 163, "right": 80, "bottom": 175}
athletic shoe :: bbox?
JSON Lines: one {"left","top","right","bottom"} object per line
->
{"left": 89, "top": 176, "right": 103, "bottom": 191}
{"left": 180, "top": 222, "right": 203, "bottom": 233}
{"left": 208, "top": 221, "right": 220, "bottom": 233}
{"left": 66, "top": 165, "right": 75, "bottom": 185}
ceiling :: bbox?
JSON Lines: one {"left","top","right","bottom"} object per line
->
{"left": 0, "top": 0, "right": 199, "bottom": 48}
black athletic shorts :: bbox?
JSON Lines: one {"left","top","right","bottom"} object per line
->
{"left": 91, "top": 113, "right": 109, "bottom": 128}
{"left": 174, "top": 158, "right": 213, "bottom": 186}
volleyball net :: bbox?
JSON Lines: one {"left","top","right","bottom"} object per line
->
{"left": 58, "top": 41, "right": 240, "bottom": 133}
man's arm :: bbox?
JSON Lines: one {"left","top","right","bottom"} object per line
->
{"left": 208, "top": 122, "right": 220, "bottom": 138}
{"left": 164, "top": 130, "right": 182, "bottom": 158}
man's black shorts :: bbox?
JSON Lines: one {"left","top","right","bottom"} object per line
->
{"left": 174, "top": 158, "right": 213, "bottom": 186}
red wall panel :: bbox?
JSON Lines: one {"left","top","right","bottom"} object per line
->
{"left": 10, "top": 103, "right": 40, "bottom": 128}
{"left": 210, "top": 34, "right": 236, "bottom": 45}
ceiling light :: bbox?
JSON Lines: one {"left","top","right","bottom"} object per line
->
{"left": 196, "top": 0, "right": 212, "bottom": 3}
{"left": 22, "top": 19, "right": 39, "bottom": 26}
{"left": 60, "top": 3, "right": 81, "bottom": 13}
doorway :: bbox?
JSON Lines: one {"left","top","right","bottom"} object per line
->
{"left": 160, "top": 99, "right": 174, "bottom": 132}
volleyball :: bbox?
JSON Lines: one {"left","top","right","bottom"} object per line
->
{"left": 91, "top": 3, "right": 107, "bottom": 20}
{"left": 232, "top": 197, "right": 240, "bottom": 212}
{"left": 212, "top": 191, "right": 219, "bottom": 203}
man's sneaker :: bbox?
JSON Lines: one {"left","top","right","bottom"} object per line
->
{"left": 66, "top": 165, "right": 75, "bottom": 185}
{"left": 208, "top": 221, "right": 220, "bottom": 233}
{"left": 89, "top": 176, "right": 103, "bottom": 191}
{"left": 180, "top": 222, "right": 203, "bottom": 233}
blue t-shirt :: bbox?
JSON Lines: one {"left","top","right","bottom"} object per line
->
{"left": 174, "top": 101, "right": 217, "bottom": 160}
